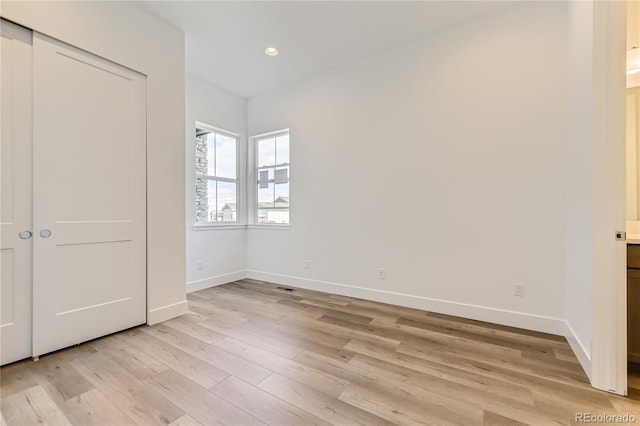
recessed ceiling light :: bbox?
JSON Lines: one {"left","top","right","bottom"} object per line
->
{"left": 265, "top": 46, "right": 279, "bottom": 57}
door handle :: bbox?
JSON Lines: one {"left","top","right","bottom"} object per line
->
{"left": 19, "top": 231, "right": 32, "bottom": 239}
{"left": 39, "top": 229, "right": 52, "bottom": 238}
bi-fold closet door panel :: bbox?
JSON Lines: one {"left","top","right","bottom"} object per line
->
{"left": 32, "top": 33, "right": 147, "bottom": 357}
{"left": 0, "top": 20, "right": 148, "bottom": 364}
{"left": 1, "top": 20, "right": 34, "bottom": 366}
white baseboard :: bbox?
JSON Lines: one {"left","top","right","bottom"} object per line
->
{"left": 187, "top": 271, "right": 247, "bottom": 293}
{"left": 147, "top": 300, "right": 189, "bottom": 325}
{"left": 246, "top": 270, "right": 566, "bottom": 335}
{"left": 564, "top": 320, "right": 592, "bottom": 381}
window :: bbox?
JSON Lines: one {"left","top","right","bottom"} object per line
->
{"left": 195, "top": 124, "right": 238, "bottom": 223}
{"left": 255, "top": 131, "right": 289, "bottom": 224}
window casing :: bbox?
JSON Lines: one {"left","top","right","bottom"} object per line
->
{"left": 255, "top": 131, "right": 289, "bottom": 224}
{"left": 195, "top": 124, "right": 239, "bottom": 224}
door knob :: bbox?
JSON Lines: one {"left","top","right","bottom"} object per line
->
{"left": 39, "top": 229, "right": 52, "bottom": 238}
{"left": 18, "top": 231, "right": 32, "bottom": 239}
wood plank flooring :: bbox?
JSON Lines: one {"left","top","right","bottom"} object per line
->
{"left": 1, "top": 279, "right": 639, "bottom": 425}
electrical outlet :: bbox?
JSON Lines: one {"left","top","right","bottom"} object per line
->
{"left": 378, "top": 268, "right": 385, "bottom": 280}
{"left": 514, "top": 283, "right": 525, "bottom": 297}
{"left": 304, "top": 260, "right": 312, "bottom": 270}
{"left": 196, "top": 260, "right": 203, "bottom": 271}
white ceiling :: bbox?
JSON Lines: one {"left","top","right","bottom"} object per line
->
{"left": 138, "top": 1, "right": 516, "bottom": 99}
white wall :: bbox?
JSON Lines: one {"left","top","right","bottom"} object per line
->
{"left": 186, "top": 74, "right": 247, "bottom": 292}
{"left": 1, "top": 1, "right": 188, "bottom": 323}
{"left": 247, "top": 2, "right": 569, "bottom": 334}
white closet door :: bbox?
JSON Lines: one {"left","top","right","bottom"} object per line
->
{"left": 1, "top": 20, "right": 33, "bottom": 366}
{"left": 32, "top": 33, "right": 147, "bottom": 356}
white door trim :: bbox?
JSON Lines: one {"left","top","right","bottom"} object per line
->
{"left": 591, "top": 0, "right": 628, "bottom": 395}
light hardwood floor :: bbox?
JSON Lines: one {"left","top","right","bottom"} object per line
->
{"left": 1, "top": 279, "right": 639, "bottom": 425}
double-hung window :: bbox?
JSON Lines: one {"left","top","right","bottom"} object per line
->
{"left": 195, "top": 123, "right": 238, "bottom": 223}
{"left": 256, "top": 130, "right": 289, "bottom": 224}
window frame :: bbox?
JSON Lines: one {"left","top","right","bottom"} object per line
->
{"left": 194, "top": 121, "right": 241, "bottom": 228}
{"left": 251, "top": 129, "right": 291, "bottom": 228}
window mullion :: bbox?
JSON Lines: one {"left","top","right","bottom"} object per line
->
{"left": 213, "top": 132, "right": 217, "bottom": 179}
{"left": 213, "top": 176, "right": 237, "bottom": 184}
{"left": 257, "top": 162, "right": 289, "bottom": 170}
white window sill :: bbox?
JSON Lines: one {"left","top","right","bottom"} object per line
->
{"left": 192, "top": 223, "right": 291, "bottom": 231}
{"left": 246, "top": 224, "right": 291, "bottom": 230}
{"left": 192, "top": 223, "right": 247, "bottom": 231}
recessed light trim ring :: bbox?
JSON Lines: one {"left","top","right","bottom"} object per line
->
{"left": 265, "top": 46, "right": 279, "bottom": 56}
